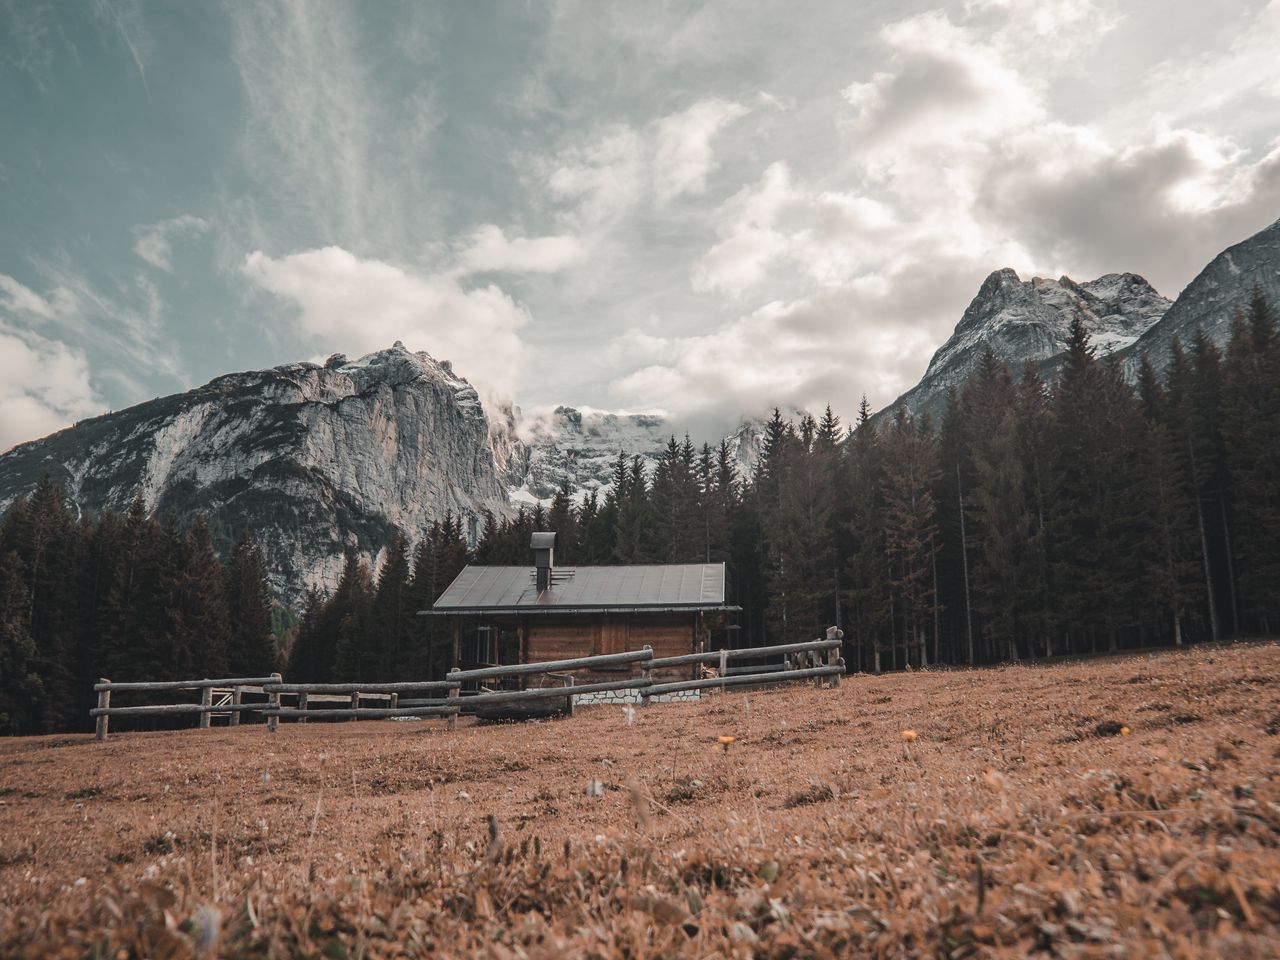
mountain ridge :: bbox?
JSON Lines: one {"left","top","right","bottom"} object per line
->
{"left": 0, "top": 343, "right": 513, "bottom": 603}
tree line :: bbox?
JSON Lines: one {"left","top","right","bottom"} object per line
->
{"left": 0, "top": 495, "right": 276, "bottom": 735}
{"left": 156, "top": 289, "right": 1280, "bottom": 687}
{"left": 2, "top": 292, "right": 1276, "bottom": 731}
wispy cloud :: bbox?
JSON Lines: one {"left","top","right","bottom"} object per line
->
{"left": 545, "top": 97, "right": 750, "bottom": 230}
{"left": 456, "top": 225, "right": 584, "bottom": 275}
{"left": 90, "top": 0, "right": 150, "bottom": 93}
{"left": 242, "top": 246, "right": 530, "bottom": 407}
{"left": 0, "top": 273, "right": 106, "bottom": 451}
{"left": 226, "top": 0, "right": 439, "bottom": 252}
{"left": 133, "top": 215, "right": 210, "bottom": 271}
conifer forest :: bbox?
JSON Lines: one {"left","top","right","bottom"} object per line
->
{"left": 2, "top": 295, "right": 1277, "bottom": 735}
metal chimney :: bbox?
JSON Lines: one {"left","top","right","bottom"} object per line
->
{"left": 531, "top": 531, "right": 556, "bottom": 594}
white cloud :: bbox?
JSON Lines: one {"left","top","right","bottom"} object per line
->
{"left": 693, "top": 161, "right": 940, "bottom": 297}
{"left": 841, "top": 11, "right": 1042, "bottom": 161}
{"left": 242, "top": 246, "right": 531, "bottom": 405}
{"left": 133, "top": 214, "right": 210, "bottom": 271}
{"left": 0, "top": 273, "right": 59, "bottom": 318}
{"left": 610, "top": 277, "right": 952, "bottom": 432}
{"left": 547, "top": 124, "right": 647, "bottom": 230}
{"left": 653, "top": 98, "right": 749, "bottom": 202}
{"left": 457, "top": 225, "right": 585, "bottom": 274}
{"left": 0, "top": 324, "right": 104, "bottom": 453}
{"left": 546, "top": 97, "right": 749, "bottom": 229}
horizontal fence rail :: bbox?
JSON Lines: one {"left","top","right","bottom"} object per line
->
{"left": 93, "top": 677, "right": 279, "bottom": 693}
{"left": 445, "top": 648, "right": 653, "bottom": 683}
{"left": 267, "top": 705, "right": 458, "bottom": 721}
{"left": 91, "top": 630, "right": 847, "bottom": 739}
{"left": 648, "top": 638, "right": 842, "bottom": 670}
{"left": 92, "top": 674, "right": 281, "bottom": 740}
{"left": 261, "top": 679, "right": 462, "bottom": 729}
{"left": 264, "top": 681, "right": 454, "bottom": 694}
{"left": 645, "top": 664, "right": 843, "bottom": 697}
{"left": 645, "top": 636, "right": 844, "bottom": 697}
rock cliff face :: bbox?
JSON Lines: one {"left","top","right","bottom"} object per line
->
{"left": 0, "top": 343, "right": 512, "bottom": 603}
{"left": 1121, "top": 216, "right": 1280, "bottom": 374}
{"left": 506, "top": 406, "right": 672, "bottom": 503}
{"left": 879, "top": 270, "right": 1169, "bottom": 422}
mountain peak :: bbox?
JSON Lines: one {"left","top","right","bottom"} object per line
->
{"left": 0, "top": 345, "right": 512, "bottom": 602}
{"left": 883, "top": 265, "right": 1169, "bottom": 423}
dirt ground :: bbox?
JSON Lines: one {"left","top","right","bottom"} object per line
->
{"left": 1, "top": 642, "right": 1278, "bottom": 958}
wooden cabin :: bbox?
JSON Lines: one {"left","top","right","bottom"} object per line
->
{"left": 425, "top": 532, "right": 738, "bottom": 700}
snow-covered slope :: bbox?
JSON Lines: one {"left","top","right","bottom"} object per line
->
{"left": 503, "top": 407, "right": 765, "bottom": 504}
{"left": 0, "top": 343, "right": 512, "bottom": 603}
{"left": 878, "top": 269, "right": 1170, "bottom": 422}
{"left": 504, "top": 406, "right": 671, "bottom": 503}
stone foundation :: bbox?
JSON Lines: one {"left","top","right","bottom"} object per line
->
{"left": 573, "top": 688, "right": 700, "bottom": 706}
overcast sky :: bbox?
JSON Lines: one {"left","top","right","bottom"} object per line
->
{"left": 2, "top": 0, "right": 1279, "bottom": 451}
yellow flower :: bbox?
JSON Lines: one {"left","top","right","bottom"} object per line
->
{"left": 901, "top": 730, "right": 918, "bottom": 742}
{"left": 1120, "top": 726, "right": 1131, "bottom": 736}
{"left": 718, "top": 735, "right": 736, "bottom": 752}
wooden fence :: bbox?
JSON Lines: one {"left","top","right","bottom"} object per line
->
{"left": 262, "top": 680, "right": 460, "bottom": 729}
{"left": 92, "top": 674, "right": 281, "bottom": 741}
{"left": 90, "top": 633, "right": 846, "bottom": 738}
{"left": 643, "top": 637, "right": 845, "bottom": 697}
{"left": 444, "top": 648, "right": 655, "bottom": 717}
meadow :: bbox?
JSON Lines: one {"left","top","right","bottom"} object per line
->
{"left": 1, "top": 642, "right": 1277, "bottom": 957}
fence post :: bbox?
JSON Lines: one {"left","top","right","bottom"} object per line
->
{"left": 447, "top": 682, "right": 460, "bottom": 731}
{"left": 199, "top": 685, "right": 213, "bottom": 728}
{"left": 640, "top": 645, "right": 653, "bottom": 705}
{"left": 826, "top": 626, "right": 844, "bottom": 689}
{"left": 230, "top": 686, "right": 242, "bottom": 726}
{"left": 350, "top": 691, "right": 360, "bottom": 721}
{"left": 267, "top": 673, "right": 281, "bottom": 733}
{"left": 390, "top": 692, "right": 399, "bottom": 712}
{"left": 95, "top": 680, "right": 110, "bottom": 741}
{"left": 298, "top": 691, "right": 308, "bottom": 723}
{"left": 719, "top": 647, "right": 728, "bottom": 694}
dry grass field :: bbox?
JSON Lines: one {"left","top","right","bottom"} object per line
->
{"left": 1, "top": 642, "right": 1278, "bottom": 958}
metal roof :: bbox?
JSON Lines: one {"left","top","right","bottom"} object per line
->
{"left": 428, "top": 562, "right": 727, "bottom": 613}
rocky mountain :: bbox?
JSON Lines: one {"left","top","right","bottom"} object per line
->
{"left": 505, "top": 407, "right": 765, "bottom": 504}
{"left": 504, "top": 406, "right": 672, "bottom": 503}
{"left": 879, "top": 270, "right": 1170, "bottom": 422}
{"left": 1120, "top": 216, "right": 1280, "bottom": 374}
{"left": 0, "top": 343, "right": 512, "bottom": 603}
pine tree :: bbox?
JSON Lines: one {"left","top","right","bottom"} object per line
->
{"left": 225, "top": 531, "right": 276, "bottom": 676}
{"left": 1189, "top": 330, "right": 1237, "bottom": 633}
{"left": 371, "top": 532, "right": 413, "bottom": 680}
{"left": 169, "top": 516, "right": 231, "bottom": 678}
{"left": 937, "top": 389, "right": 976, "bottom": 664}
{"left": 0, "top": 550, "right": 41, "bottom": 735}
{"left": 844, "top": 399, "right": 889, "bottom": 671}
{"left": 330, "top": 548, "right": 375, "bottom": 680}
{"left": 1222, "top": 291, "right": 1280, "bottom": 630}
{"left": 1014, "top": 364, "right": 1055, "bottom": 657}
{"left": 613, "top": 456, "right": 654, "bottom": 562}
{"left": 547, "top": 483, "right": 580, "bottom": 564}
{"left": 0, "top": 477, "right": 82, "bottom": 729}
{"left": 1137, "top": 356, "right": 1201, "bottom": 645}
{"left": 286, "top": 587, "right": 328, "bottom": 682}
{"left": 879, "top": 409, "right": 941, "bottom": 668}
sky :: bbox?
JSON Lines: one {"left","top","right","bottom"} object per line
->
{"left": 2, "top": 0, "right": 1279, "bottom": 452}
